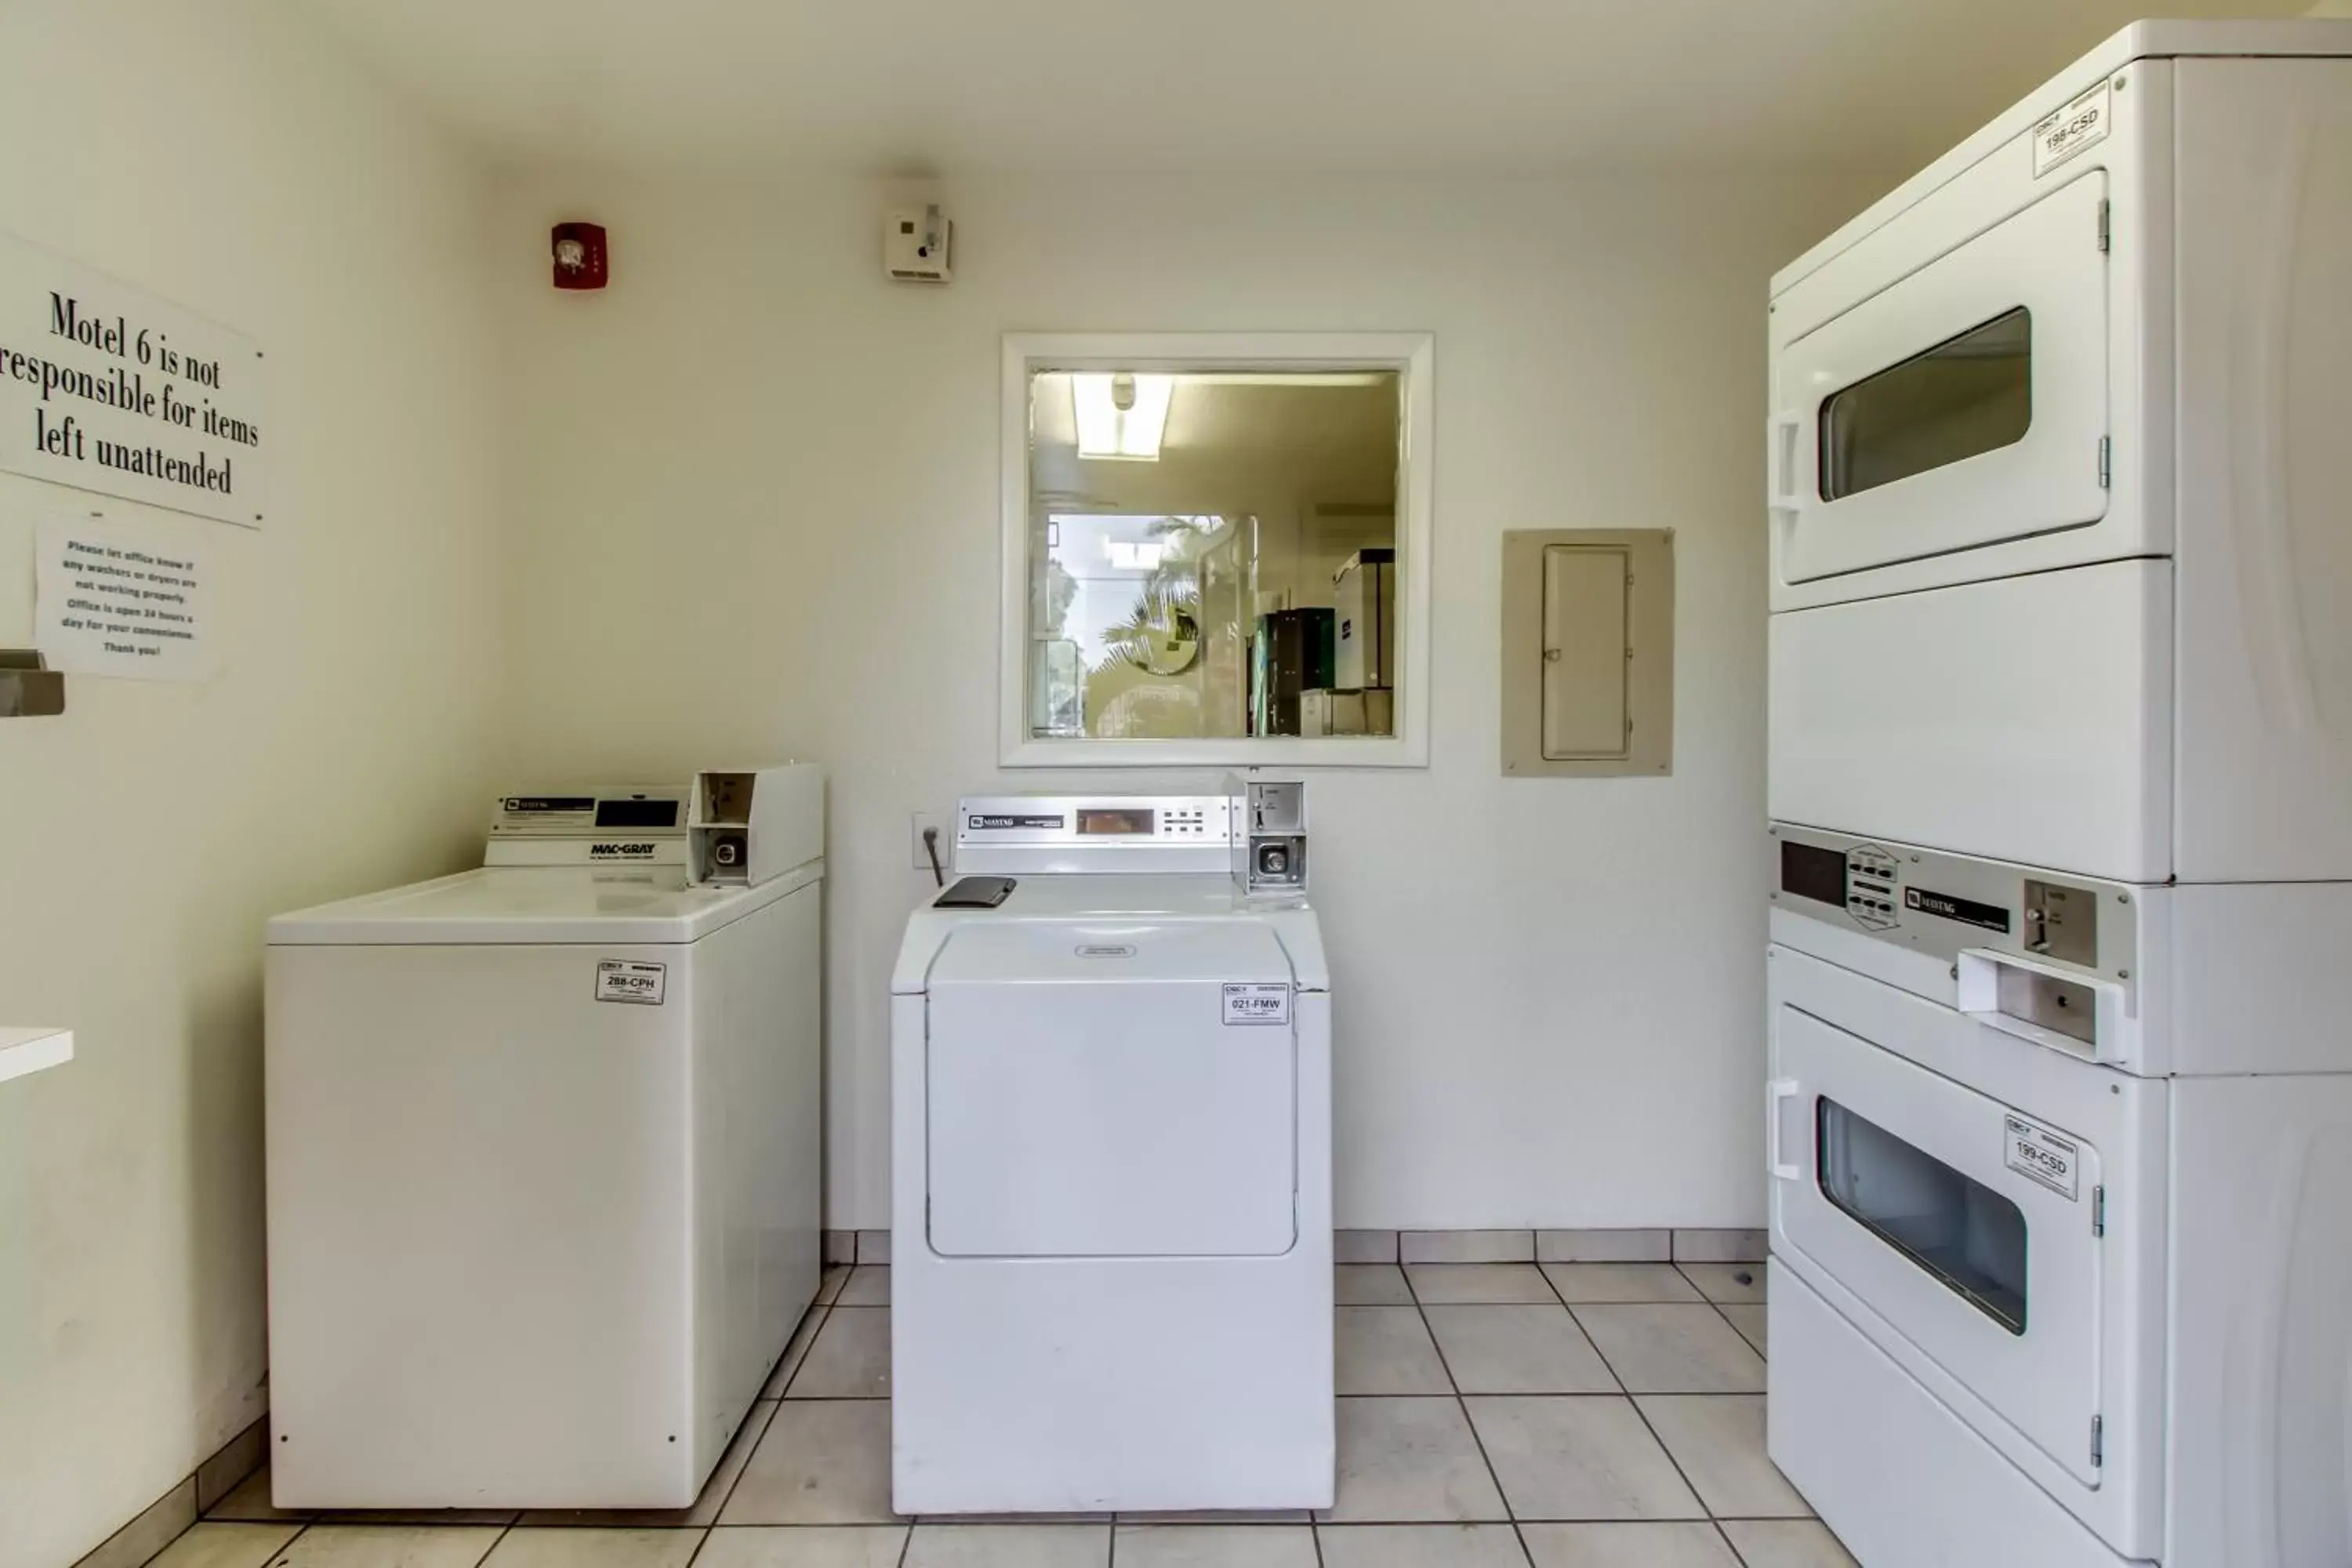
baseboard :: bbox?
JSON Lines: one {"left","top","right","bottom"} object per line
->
{"left": 71, "top": 1417, "right": 267, "bottom": 1568}
{"left": 829, "top": 1227, "right": 1767, "bottom": 1267}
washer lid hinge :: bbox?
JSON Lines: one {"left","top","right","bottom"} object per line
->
{"left": 2098, "top": 436, "right": 2112, "bottom": 489}
{"left": 2097, "top": 198, "right": 2112, "bottom": 253}
{"left": 2092, "top": 1185, "right": 2106, "bottom": 1237}
{"left": 2091, "top": 1414, "right": 2105, "bottom": 1468}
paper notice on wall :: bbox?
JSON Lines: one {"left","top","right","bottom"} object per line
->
{"left": 35, "top": 514, "right": 219, "bottom": 682}
{"left": 0, "top": 227, "right": 267, "bottom": 526}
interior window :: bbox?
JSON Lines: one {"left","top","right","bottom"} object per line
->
{"left": 1817, "top": 1098, "right": 2028, "bottom": 1334}
{"left": 1026, "top": 371, "right": 1401, "bottom": 742}
{"left": 1819, "top": 307, "right": 2031, "bottom": 500}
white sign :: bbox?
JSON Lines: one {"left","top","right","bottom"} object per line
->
{"left": 595, "top": 960, "right": 668, "bottom": 1006}
{"left": 35, "top": 515, "right": 218, "bottom": 682}
{"left": 2003, "top": 1112, "right": 2081, "bottom": 1200}
{"left": 1221, "top": 982, "right": 1293, "bottom": 1026}
{"left": 0, "top": 228, "right": 266, "bottom": 526}
{"left": 2031, "top": 81, "right": 2111, "bottom": 178}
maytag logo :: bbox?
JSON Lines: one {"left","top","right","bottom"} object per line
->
{"left": 590, "top": 842, "right": 657, "bottom": 858}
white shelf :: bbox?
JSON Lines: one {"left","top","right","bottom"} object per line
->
{"left": 0, "top": 1027, "right": 73, "bottom": 1085}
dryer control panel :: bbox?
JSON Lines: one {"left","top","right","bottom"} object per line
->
{"left": 1769, "top": 823, "right": 2134, "bottom": 989}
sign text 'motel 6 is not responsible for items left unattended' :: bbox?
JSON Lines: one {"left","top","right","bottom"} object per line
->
{"left": 0, "top": 227, "right": 266, "bottom": 528}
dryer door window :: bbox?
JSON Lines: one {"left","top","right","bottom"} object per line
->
{"left": 1817, "top": 1096, "right": 2029, "bottom": 1334}
{"left": 1819, "top": 307, "right": 2032, "bottom": 502}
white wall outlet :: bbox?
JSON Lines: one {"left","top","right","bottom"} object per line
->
{"left": 912, "top": 811, "right": 947, "bottom": 874}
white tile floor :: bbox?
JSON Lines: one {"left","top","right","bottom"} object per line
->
{"left": 180, "top": 1262, "right": 1855, "bottom": 1568}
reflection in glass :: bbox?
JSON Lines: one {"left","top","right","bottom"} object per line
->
{"left": 1820, "top": 307, "right": 2031, "bottom": 500}
{"left": 1027, "top": 372, "right": 1401, "bottom": 741}
{"left": 1817, "top": 1097, "right": 2029, "bottom": 1334}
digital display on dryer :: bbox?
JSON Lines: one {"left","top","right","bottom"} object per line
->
{"left": 1077, "top": 808, "right": 1156, "bottom": 836}
{"left": 1780, "top": 841, "right": 1847, "bottom": 909}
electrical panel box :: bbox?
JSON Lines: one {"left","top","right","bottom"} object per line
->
{"left": 1500, "top": 529, "right": 1674, "bottom": 777}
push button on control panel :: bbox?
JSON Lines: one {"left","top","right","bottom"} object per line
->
{"left": 1844, "top": 846, "right": 1901, "bottom": 931}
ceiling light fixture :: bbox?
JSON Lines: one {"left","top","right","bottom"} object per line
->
{"left": 1072, "top": 372, "right": 1173, "bottom": 461}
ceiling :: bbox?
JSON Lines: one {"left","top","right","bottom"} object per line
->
{"left": 299, "top": 0, "right": 2296, "bottom": 176}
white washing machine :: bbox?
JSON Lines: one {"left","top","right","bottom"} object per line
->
{"left": 264, "top": 768, "right": 824, "bottom": 1508}
{"left": 889, "top": 788, "right": 1332, "bottom": 1515}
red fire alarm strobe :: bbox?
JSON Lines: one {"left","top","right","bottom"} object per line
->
{"left": 551, "top": 222, "right": 608, "bottom": 290}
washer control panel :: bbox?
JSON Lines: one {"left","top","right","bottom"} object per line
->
{"left": 954, "top": 795, "right": 1238, "bottom": 874}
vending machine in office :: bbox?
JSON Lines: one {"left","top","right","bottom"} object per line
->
{"left": 1761, "top": 20, "right": 2352, "bottom": 1568}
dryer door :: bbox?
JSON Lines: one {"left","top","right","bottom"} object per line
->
{"left": 1773, "top": 993, "right": 2106, "bottom": 1486}
{"left": 925, "top": 920, "right": 1298, "bottom": 1258}
{"left": 1771, "top": 172, "right": 2111, "bottom": 590}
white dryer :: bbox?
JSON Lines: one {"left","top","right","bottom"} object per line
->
{"left": 890, "top": 789, "right": 1332, "bottom": 1515}
{"left": 264, "top": 768, "right": 824, "bottom": 1508}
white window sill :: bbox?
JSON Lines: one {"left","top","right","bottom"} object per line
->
{"left": 0, "top": 1028, "right": 73, "bottom": 1085}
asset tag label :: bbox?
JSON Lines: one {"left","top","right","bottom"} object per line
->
{"left": 2032, "top": 80, "right": 2111, "bottom": 176}
{"left": 595, "top": 960, "right": 668, "bottom": 1005}
{"left": 1222, "top": 982, "right": 1293, "bottom": 1026}
{"left": 2004, "top": 1113, "right": 2080, "bottom": 1200}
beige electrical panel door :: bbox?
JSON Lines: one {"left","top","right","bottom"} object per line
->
{"left": 1501, "top": 529, "right": 1673, "bottom": 776}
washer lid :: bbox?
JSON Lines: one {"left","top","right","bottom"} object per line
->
{"left": 927, "top": 916, "right": 1296, "bottom": 986}
{"left": 267, "top": 862, "right": 818, "bottom": 946}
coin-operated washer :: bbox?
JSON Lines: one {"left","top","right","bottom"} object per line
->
{"left": 265, "top": 764, "right": 825, "bottom": 1508}
{"left": 890, "top": 778, "right": 1331, "bottom": 1514}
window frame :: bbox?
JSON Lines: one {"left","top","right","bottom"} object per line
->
{"left": 999, "top": 331, "right": 1435, "bottom": 768}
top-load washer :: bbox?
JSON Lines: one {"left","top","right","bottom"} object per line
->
{"left": 265, "top": 767, "right": 824, "bottom": 1508}
{"left": 1765, "top": 20, "right": 2352, "bottom": 884}
{"left": 889, "top": 785, "right": 1331, "bottom": 1515}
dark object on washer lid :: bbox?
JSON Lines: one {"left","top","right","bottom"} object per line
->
{"left": 937, "top": 877, "right": 1017, "bottom": 909}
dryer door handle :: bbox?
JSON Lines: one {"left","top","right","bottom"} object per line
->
{"left": 1766, "top": 411, "right": 1806, "bottom": 516}
{"left": 1767, "top": 1076, "right": 1806, "bottom": 1182}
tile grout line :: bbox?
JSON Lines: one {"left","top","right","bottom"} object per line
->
{"left": 459, "top": 1517, "right": 512, "bottom": 1568}
{"left": 1402, "top": 1266, "right": 1534, "bottom": 1566}
{"left": 263, "top": 1521, "right": 311, "bottom": 1568}
{"left": 704, "top": 1289, "right": 828, "bottom": 1530}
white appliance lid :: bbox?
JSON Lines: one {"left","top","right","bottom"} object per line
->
{"left": 267, "top": 863, "right": 818, "bottom": 946}
{"left": 927, "top": 917, "right": 1295, "bottom": 986}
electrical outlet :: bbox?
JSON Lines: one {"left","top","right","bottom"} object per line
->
{"left": 911, "top": 811, "right": 947, "bottom": 874}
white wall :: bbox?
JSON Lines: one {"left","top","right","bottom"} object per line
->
{"left": 492, "top": 170, "right": 1890, "bottom": 1235}
{"left": 0, "top": 6, "right": 503, "bottom": 1565}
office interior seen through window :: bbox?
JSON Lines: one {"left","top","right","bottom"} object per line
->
{"left": 1025, "top": 369, "right": 1402, "bottom": 742}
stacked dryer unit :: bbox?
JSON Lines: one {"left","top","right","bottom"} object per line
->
{"left": 1761, "top": 23, "right": 2352, "bottom": 1568}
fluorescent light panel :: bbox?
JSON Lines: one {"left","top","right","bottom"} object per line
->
{"left": 1072, "top": 374, "right": 1174, "bottom": 460}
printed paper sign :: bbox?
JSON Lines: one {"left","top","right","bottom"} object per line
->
{"left": 1222, "top": 982, "right": 1293, "bottom": 1026}
{"left": 0, "top": 227, "right": 267, "bottom": 525}
{"left": 2004, "top": 1113, "right": 2080, "bottom": 1200}
{"left": 595, "top": 960, "right": 668, "bottom": 1005}
{"left": 35, "top": 514, "right": 218, "bottom": 682}
{"left": 2031, "top": 81, "right": 2111, "bottom": 178}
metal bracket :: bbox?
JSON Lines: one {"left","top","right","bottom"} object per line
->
{"left": 0, "top": 651, "right": 64, "bottom": 717}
